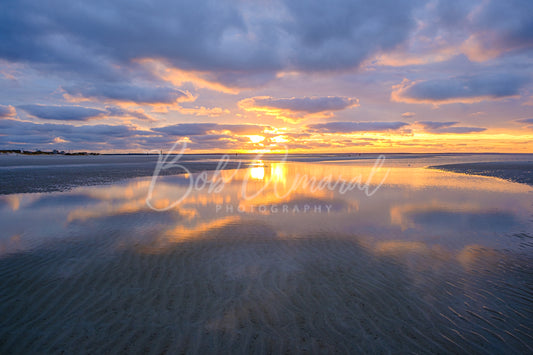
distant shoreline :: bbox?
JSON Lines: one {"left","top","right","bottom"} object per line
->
{"left": 0, "top": 149, "right": 99, "bottom": 156}
{"left": 429, "top": 161, "right": 533, "bottom": 186}
{"left": 3, "top": 150, "right": 533, "bottom": 157}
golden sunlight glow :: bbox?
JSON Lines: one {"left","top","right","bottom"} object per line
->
{"left": 248, "top": 135, "right": 266, "bottom": 143}
{"left": 238, "top": 96, "right": 349, "bottom": 123}
{"left": 250, "top": 164, "right": 266, "bottom": 180}
{"left": 135, "top": 58, "right": 239, "bottom": 94}
{"left": 271, "top": 135, "right": 289, "bottom": 143}
{"left": 270, "top": 163, "right": 287, "bottom": 185}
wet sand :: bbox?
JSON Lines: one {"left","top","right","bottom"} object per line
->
{"left": 0, "top": 155, "right": 242, "bottom": 195}
{"left": 430, "top": 161, "right": 533, "bottom": 186}
{"left": 0, "top": 226, "right": 532, "bottom": 354}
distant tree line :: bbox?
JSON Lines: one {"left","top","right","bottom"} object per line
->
{"left": 0, "top": 149, "right": 99, "bottom": 155}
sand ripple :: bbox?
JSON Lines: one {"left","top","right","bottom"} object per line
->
{"left": 0, "top": 225, "right": 532, "bottom": 354}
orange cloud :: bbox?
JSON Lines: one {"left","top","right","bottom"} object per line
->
{"left": 239, "top": 96, "right": 359, "bottom": 123}
{"left": 172, "top": 105, "right": 230, "bottom": 117}
{"left": 460, "top": 35, "right": 502, "bottom": 62}
{"left": 136, "top": 58, "right": 239, "bottom": 94}
{"left": 370, "top": 45, "right": 459, "bottom": 67}
{"left": 0, "top": 104, "right": 16, "bottom": 118}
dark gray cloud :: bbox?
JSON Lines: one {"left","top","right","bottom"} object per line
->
{"left": 19, "top": 104, "right": 107, "bottom": 121}
{"left": 471, "top": 0, "right": 533, "bottom": 53}
{"left": 394, "top": 73, "right": 530, "bottom": 104}
{"left": 282, "top": 0, "right": 421, "bottom": 71}
{"left": 417, "top": 121, "right": 486, "bottom": 134}
{"left": 17, "top": 104, "right": 155, "bottom": 122}
{"left": 243, "top": 96, "right": 358, "bottom": 113}
{"left": 0, "top": 105, "right": 16, "bottom": 118}
{"left": 0, "top": 0, "right": 245, "bottom": 70}
{"left": 0, "top": 118, "right": 270, "bottom": 151}
{"left": 0, "top": 0, "right": 530, "bottom": 96}
{"left": 0, "top": 0, "right": 422, "bottom": 88}
{"left": 65, "top": 84, "right": 191, "bottom": 104}
{"left": 308, "top": 121, "right": 408, "bottom": 133}
{"left": 418, "top": 0, "right": 533, "bottom": 61}
{"left": 0, "top": 118, "right": 154, "bottom": 146}
{"left": 433, "top": 0, "right": 478, "bottom": 29}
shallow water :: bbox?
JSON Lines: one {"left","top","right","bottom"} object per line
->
{"left": 0, "top": 156, "right": 532, "bottom": 353}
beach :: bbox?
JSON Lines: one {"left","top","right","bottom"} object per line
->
{"left": 0, "top": 154, "right": 532, "bottom": 353}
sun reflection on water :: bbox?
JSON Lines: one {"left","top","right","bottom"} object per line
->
{"left": 250, "top": 165, "right": 265, "bottom": 180}
{"left": 0, "top": 160, "right": 531, "bottom": 257}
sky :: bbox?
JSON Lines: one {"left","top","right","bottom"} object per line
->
{"left": 0, "top": 0, "right": 532, "bottom": 153}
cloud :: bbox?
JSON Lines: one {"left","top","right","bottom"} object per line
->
{"left": 0, "top": 0, "right": 423, "bottom": 90}
{"left": 417, "top": 121, "right": 459, "bottom": 130}
{"left": 152, "top": 123, "right": 270, "bottom": 137}
{"left": 0, "top": 118, "right": 300, "bottom": 151}
{"left": 464, "top": 0, "right": 533, "bottom": 61}
{"left": 516, "top": 118, "right": 533, "bottom": 124}
{"left": 152, "top": 123, "right": 219, "bottom": 136}
{"left": 0, "top": 0, "right": 530, "bottom": 99}
{"left": 0, "top": 0, "right": 246, "bottom": 73}
{"left": 373, "top": 0, "right": 533, "bottom": 66}
{"left": 145, "top": 123, "right": 273, "bottom": 150}
{"left": 0, "top": 105, "right": 16, "bottom": 118}
{"left": 392, "top": 74, "right": 530, "bottom": 105}
{"left": 105, "top": 107, "right": 155, "bottom": 121}
{"left": 439, "top": 127, "right": 486, "bottom": 134}
{"left": 20, "top": 104, "right": 156, "bottom": 122}
{"left": 64, "top": 83, "right": 193, "bottom": 105}
{"left": 401, "top": 112, "right": 416, "bottom": 118}
{"left": 516, "top": 118, "right": 533, "bottom": 129}
{"left": 173, "top": 105, "right": 230, "bottom": 118}
{"left": 18, "top": 104, "right": 107, "bottom": 121}
{"left": 217, "top": 124, "right": 272, "bottom": 135}
{"left": 239, "top": 96, "right": 359, "bottom": 122}
{"left": 244, "top": 96, "right": 358, "bottom": 113}
{"left": 0, "top": 118, "right": 155, "bottom": 147}
{"left": 416, "top": 121, "right": 486, "bottom": 134}
{"left": 282, "top": 0, "right": 420, "bottom": 71}
{"left": 307, "top": 121, "right": 409, "bottom": 133}
{"left": 470, "top": 112, "right": 486, "bottom": 116}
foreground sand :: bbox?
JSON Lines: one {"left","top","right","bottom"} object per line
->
{"left": 1, "top": 223, "right": 532, "bottom": 354}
